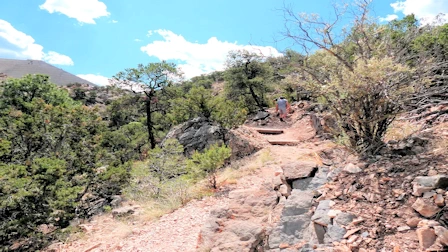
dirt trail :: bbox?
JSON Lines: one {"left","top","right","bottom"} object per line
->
{"left": 51, "top": 109, "right": 325, "bottom": 252}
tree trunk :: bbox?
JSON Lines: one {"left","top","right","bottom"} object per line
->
{"left": 145, "top": 99, "right": 156, "bottom": 149}
{"left": 248, "top": 85, "right": 263, "bottom": 111}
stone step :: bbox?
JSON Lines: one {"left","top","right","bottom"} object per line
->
{"left": 268, "top": 140, "right": 301, "bottom": 145}
{"left": 254, "top": 128, "right": 284, "bottom": 134}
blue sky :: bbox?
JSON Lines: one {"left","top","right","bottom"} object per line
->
{"left": 0, "top": 0, "right": 447, "bottom": 85}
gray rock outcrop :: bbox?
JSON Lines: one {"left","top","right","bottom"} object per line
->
{"left": 268, "top": 167, "right": 331, "bottom": 249}
{"left": 162, "top": 117, "right": 261, "bottom": 159}
{"left": 163, "top": 117, "right": 226, "bottom": 155}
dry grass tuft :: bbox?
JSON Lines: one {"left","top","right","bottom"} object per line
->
{"left": 384, "top": 120, "right": 421, "bottom": 142}
{"left": 428, "top": 122, "right": 448, "bottom": 156}
{"left": 296, "top": 152, "right": 323, "bottom": 165}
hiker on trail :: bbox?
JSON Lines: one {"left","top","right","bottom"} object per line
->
{"left": 275, "top": 97, "right": 290, "bottom": 121}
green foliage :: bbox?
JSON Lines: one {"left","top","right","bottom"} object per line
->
{"left": 210, "top": 97, "right": 247, "bottom": 129}
{"left": 113, "top": 61, "right": 180, "bottom": 149}
{"left": 168, "top": 86, "right": 214, "bottom": 124}
{"left": 224, "top": 50, "right": 274, "bottom": 112}
{"left": 411, "top": 23, "right": 448, "bottom": 63}
{"left": 73, "top": 87, "right": 87, "bottom": 102}
{"left": 0, "top": 75, "right": 131, "bottom": 250}
{"left": 187, "top": 144, "right": 231, "bottom": 189}
{"left": 123, "top": 140, "right": 192, "bottom": 207}
{"left": 306, "top": 56, "right": 412, "bottom": 154}
{"left": 0, "top": 139, "right": 11, "bottom": 158}
{"left": 279, "top": 0, "right": 447, "bottom": 155}
{"left": 167, "top": 84, "right": 247, "bottom": 129}
{"left": 101, "top": 122, "right": 149, "bottom": 163}
{"left": 107, "top": 95, "right": 145, "bottom": 129}
{"left": 0, "top": 158, "right": 83, "bottom": 248}
{"left": 0, "top": 75, "right": 74, "bottom": 111}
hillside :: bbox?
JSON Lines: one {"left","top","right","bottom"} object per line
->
{"left": 44, "top": 103, "right": 448, "bottom": 251}
{"left": 0, "top": 59, "right": 94, "bottom": 86}
{"left": 1, "top": 2, "right": 448, "bottom": 251}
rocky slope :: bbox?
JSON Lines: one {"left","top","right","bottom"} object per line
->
{"left": 48, "top": 105, "right": 448, "bottom": 252}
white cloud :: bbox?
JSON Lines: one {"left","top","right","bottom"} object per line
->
{"left": 44, "top": 51, "right": 74, "bottom": 65}
{"left": 134, "top": 39, "right": 142, "bottom": 42}
{"left": 390, "top": 0, "right": 448, "bottom": 25}
{"left": 77, "top": 74, "right": 110, "bottom": 86}
{"left": 379, "top": 14, "right": 399, "bottom": 22}
{"left": 140, "top": 29, "right": 282, "bottom": 79}
{"left": 39, "top": 0, "right": 110, "bottom": 24}
{"left": 0, "top": 19, "right": 74, "bottom": 65}
{"left": 111, "top": 20, "right": 118, "bottom": 23}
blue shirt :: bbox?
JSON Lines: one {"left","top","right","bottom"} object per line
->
{"left": 277, "top": 98, "right": 287, "bottom": 110}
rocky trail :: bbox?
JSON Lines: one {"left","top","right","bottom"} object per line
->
{"left": 48, "top": 104, "right": 448, "bottom": 252}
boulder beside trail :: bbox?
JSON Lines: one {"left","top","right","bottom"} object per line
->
{"left": 163, "top": 117, "right": 226, "bottom": 155}
{"left": 162, "top": 117, "right": 262, "bottom": 159}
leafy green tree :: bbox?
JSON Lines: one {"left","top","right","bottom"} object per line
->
{"left": 113, "top": 61, "right": 180, "bottom": 149}
{"left": 101, "top": 122, "right": 149, "bottom": 163}
{"left": 210, "top": 97, "right": 247, "bottom": 129}
{"left": 73, "top": 87, "right": 87, "bottom": 102}
{"left": 167, "top": 85, "right": 247, "bottom": 129}
{"left": 107, "top": 95, "right": 145, "bottom": 129}
{"left": 0, "top": 158, "right": 82, "bottom": 250}
{"left": 169, "top": 85, "right": 215, "bottom": 123}
{"left": 0, "top": 74, "right": 74, "bottom": 112}
{"left": 0, "top": 75, "right": 131, "bottom": 249}
{"left": 187, "top": 144, "right": 231, "bottom": 189}
{"left": 224, "top": 50, "right": 273, "bottom": 112}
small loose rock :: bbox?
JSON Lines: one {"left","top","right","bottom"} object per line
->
{"left": 412, "top": 198, "right": 440, "bottom": 218}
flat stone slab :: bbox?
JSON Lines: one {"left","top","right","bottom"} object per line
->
{"left": 253, "top": 111, "right": 270, "bottom": 121}
{"left": 311, "top": 200, "right": 334, "bottom": 227}
{"left": 282, "top": 161, "right": 318, "bottom": 180}
{"left": 324, "top": 224, "right": 346, "bottom": 243}
{"left": 292, "top": 177, "right": 313, "bottom": 190}
{"left": 255, "top": 128, "right": 284, "bottom": 134}
{"left": 268, "top": 140, "right": 301, "bottom": 145}
{"left": 334, "top": 212, "right": 356, "bottom": 226}
{"left": 283, "top": 190, "right": 314, "bottom": 217}
{"left": 268, "top": 214, "right": 312, "bottom": 249}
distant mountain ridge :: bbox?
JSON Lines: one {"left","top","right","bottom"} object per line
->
{"left": 0, "top": 58, "right": 94, "bottom": 86}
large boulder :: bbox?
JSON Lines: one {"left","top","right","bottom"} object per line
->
{"left": 163, "top": 117, "right": 262, "bottom": 159}
{"left": 163, "top": 117, "right": 225, "bottom": 155}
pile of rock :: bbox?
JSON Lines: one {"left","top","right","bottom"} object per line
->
{"left": 412, "top": 175, "right": 448, "bottom": 217}
{"left": 411, "top": 175, "right": 448, "bottom": 250}
{"left": 311, "top": 200, "right": 359, "bottom": 246}
{"left": 268, "top": 161, "right": 332, "bottom": 250}
{"left": 318, "top": 152, "right": 448, "bottom": 250}
{"left": 416, "top": 220, "right": 448, "bottom": 251}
